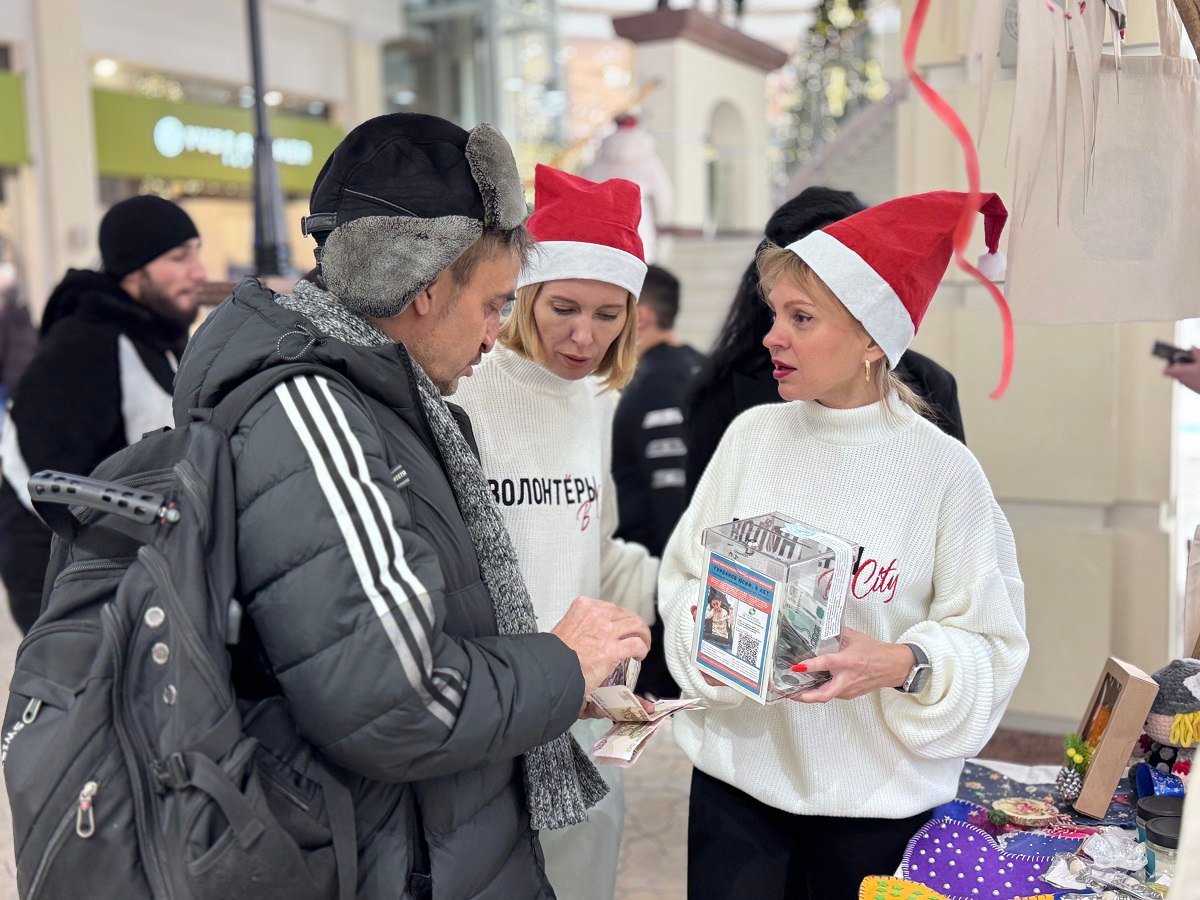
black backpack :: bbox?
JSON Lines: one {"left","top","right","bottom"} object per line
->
{"left": 3, "top": 364, "right": 359, "bottom": 900}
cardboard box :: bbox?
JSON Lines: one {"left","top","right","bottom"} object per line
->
{"left": 1072, "top": 657, "right": 1160, "bottom": 820}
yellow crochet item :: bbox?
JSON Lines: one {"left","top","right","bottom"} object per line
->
{"left": 1170, "top": 710, "right": 1200, "bottom": 747}
{"left": 858, "top": 877, "right": 1055, "bottom": 900}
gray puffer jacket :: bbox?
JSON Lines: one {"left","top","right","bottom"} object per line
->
{"left": 173, "top": 279, "right": 583, "bottom": 899}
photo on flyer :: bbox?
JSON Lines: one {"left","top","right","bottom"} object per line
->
{"left": 693, "top": 551, "right": 779, "bottom": 699}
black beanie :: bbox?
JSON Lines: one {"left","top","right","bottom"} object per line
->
{"left": 99, "top": 195, "right": 199, "bottom": 279}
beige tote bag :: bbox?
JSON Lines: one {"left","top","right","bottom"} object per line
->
{"left": 1007, "top": 0, "right": 1200, "bottom": 324}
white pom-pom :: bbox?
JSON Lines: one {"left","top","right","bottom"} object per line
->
{"left": 976, "top": 250, "right": 1007, "bottom": 281}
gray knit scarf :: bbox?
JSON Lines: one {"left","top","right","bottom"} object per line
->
{"left": 279, "top": 280, "right": 608, "bottom": 829}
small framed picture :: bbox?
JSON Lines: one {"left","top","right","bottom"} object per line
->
{"left": 1073, "top": 657, "right": 1160, "bottom": 819}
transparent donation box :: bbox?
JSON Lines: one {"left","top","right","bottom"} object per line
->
{"left": 691, "top": 512, "right": 861, "bottom": 703}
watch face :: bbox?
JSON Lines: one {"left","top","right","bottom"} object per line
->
{"left": 905, "top": 665, "right": 930, "bottom": 692}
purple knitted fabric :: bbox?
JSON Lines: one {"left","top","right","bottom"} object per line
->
{"left": 900, "top": 820, "right": 1055, "bottom": 900}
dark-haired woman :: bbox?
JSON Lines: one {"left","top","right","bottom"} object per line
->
{"left": 683, "top": 187, "right": 965, "bottom": 497}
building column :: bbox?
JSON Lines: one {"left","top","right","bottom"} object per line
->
{"left": 347, "top": 0, "right": 403, "bottom": 127}
{"left": 29, "top": 0, "right": 99, "bottom": 305}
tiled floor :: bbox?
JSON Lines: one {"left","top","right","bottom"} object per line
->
{"left": 614, "top": 718, "right": 691, "bottom": 899}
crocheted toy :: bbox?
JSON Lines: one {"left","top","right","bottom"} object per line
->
{"left": 1146, "top": 659, "right": 1200, "bottom": 749}
{"left": 858, "top": 876, "right": 1054, "bottom": 900}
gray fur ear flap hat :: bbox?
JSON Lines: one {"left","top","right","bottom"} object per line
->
{"left": 302, "top": 113, "right": 528, "bottom": 318}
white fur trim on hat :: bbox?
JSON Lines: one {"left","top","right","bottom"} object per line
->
{"left": 785, "top": 230, "right": 915, "bottom": 368}
{"left": 519, "top": 241, "right": 648, "bottom": 298}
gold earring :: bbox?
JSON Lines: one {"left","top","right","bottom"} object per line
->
{"left": 864, "top": 359, "right": 871, "bottom": 383}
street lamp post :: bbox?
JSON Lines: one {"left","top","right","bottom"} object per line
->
{"left": 246, "top": 0, "right": 291, "bottom": 276}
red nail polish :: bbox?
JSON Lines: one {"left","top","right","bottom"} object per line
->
{"left": 791, "top": 663, "right": 808, "bottom": 672}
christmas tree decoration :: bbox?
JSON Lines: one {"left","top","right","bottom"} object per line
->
{"left": 1055, "top": 732, "right": 1091, "bottom": 802}
{"left": 773, "top": 0, "right": 884, "bottom": 185}
{"left": 1055, "top": 767, "right": 1083, "bottom": 803}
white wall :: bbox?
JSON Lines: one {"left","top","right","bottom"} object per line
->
{"left": 636, "top": 38, "right": 773, "bottom": 233}
{"left": 899, "top": 0, "right": 1177, "bottom": 730}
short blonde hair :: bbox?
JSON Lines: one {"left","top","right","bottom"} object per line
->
{"left": 499, "top": 282, "right": 639, "bottom": 391}
{"left": 756, "top": 243, "right": 931, "bottom": 418}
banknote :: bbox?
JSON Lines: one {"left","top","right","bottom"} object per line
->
{"left": 599, "top": 657, "right": 642, "bottom": 691}
{"left": 591, "top": 695, "right": 707, "bottom": 766}
{"left": 593, "top": 721, "right": 660, "bottom": 767}
{"left": 588, "top": 685, "right": 651, "bottom": 723}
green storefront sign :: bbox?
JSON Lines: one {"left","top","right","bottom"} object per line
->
{"left": 0, "top": 72, "right": 30, "bottom": 167}
{"left": 93, "top": 89, "right": 343, "bottom": 194}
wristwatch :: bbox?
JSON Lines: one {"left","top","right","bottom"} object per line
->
{"left": 895, "top": 643, "right": 931, "bottom": 694}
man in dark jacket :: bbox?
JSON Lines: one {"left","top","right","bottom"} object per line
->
{"left": 0, "top": 240, "right": 36, "bottom": 407}
{"left": 0, "top": 195, "right": 205, "bottom": 631}
{"left": 173, "top": 113, "right": 651, "bottom": 898}
{"left": 613, "top": 264, "right": 703, "bottom": 558}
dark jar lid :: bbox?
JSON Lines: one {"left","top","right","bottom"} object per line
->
{"left": 1137, "top": 795, "right": 1185, "bottom": 821}
{"left": 1147, "top": 816, "right": 1182, "bottom": 850}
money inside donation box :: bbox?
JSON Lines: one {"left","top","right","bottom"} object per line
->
{"left": 692, "top": 512, "right": 860, "bottom": 703}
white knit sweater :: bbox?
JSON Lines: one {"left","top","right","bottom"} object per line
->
{"left": 452, "top": 345, "right": 658, "bottom": 627}
{"left": 661, "top": 399, "right": 1029, "bottom": 818}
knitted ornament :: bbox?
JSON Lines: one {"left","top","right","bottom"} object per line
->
{"left": 519, "top": 164, "right": 647, "bottom": 297}
{"left": 859, "top": 876, "right": 1055, "bottom": 900}
{"left": 1137, "top": 738, "right": 1194, "bottom": 789}
{"left": 783, "top": 191, "right": 1009, "bottom": 379}
{"left": 900, "top": 819, "right": 1055, "bottom": 900}
{"left": 1145, "top": 658, "right": 1200, "bottom": 747}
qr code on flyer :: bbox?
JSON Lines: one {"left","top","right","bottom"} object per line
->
{"left": 735, "top": 632, "right": 761, "bottom": 666}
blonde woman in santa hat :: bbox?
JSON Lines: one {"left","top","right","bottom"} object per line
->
{"left": 452, "top": 164, "right": 657, "bottom": 900}
{"left": 658, "top": 191, "right": 1030, "bottom": 899}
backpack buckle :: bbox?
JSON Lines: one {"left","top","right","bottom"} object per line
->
{"left": 152, "top": 752, "right": 190, "bottom": 792}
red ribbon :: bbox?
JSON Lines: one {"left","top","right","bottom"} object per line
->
{"left": 903, "top": 0, "right": 1014, "bottom": 399}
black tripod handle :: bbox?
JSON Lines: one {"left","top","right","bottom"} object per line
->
{"left": 29, "top": 471, "right": 165, "bottom": 526}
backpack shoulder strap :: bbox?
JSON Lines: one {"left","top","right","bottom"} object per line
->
{"left": 202, "top": 363, "right": 365, "bottom": 438}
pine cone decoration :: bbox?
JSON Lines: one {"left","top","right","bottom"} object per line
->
{"left": 1055, "top": 765, "right": 1083, "bottom": 802}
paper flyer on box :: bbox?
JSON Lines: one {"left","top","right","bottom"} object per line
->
{"left": 694, "top": 551, "right": 778, "bottom": 699}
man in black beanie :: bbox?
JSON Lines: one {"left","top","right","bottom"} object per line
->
{"left": 0, "top": 195, "right": 205, "bottom": 632}
{"left": 171, "top": 112, "right": 650, "bottom": 898}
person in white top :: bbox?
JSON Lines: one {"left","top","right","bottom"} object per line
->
{"left": 453, "top": 164, "right": 658, "bottom": 900}
{"left": 659, "top": 191, "right": 1030, "bottom": 900}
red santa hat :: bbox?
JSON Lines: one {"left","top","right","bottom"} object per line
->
{"left": 519, "top": 164, "right": 647, "bottom": 298}
{"left": 784, "top": 190, "right": 1009, "bottom": 371}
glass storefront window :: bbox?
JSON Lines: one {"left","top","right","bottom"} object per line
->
{"left": 387, "top": 0, "right": 566, "bottom": 174}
